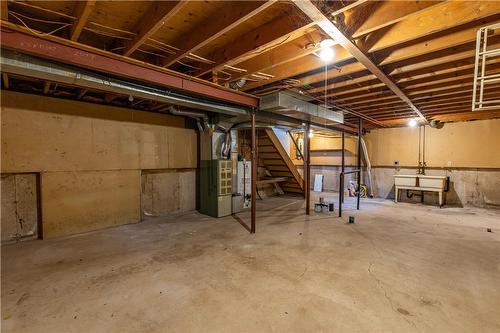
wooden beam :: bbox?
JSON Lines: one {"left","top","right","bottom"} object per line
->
{"left": 43, "top": 81, "right": 51, "bottom": 94}
{"left": 70, "top": 0, "right": 96, "bottom": 41}
{"left": 323, "top": 68, "right": 482, "bottom": 99}
{"left": 315, "top": 40, "right": 500, "bottom": 96}
{"left": 430, "top": 110, "right": 500, "bottom": 123}
{"left": 163, "top": 1, "right": 275, "bottom": 68}
{"left": 320, "top": 54, "right": 485, "bottom": 99}
{"left": 343, "top": 95, "right": 401, "bottom": 107}
{"left": 417, "top": 90, "right": 500, "bottom": 107}
{"left": 196, "top": 16, "right": 316, "bottom": 77}
{"left": 292, "top": 0, "right": 425, "bottom": 120}
{"left": 354, "top": 103, "right": 408, "bottom": 114}
{"left": 334, "top": 89, "right": 393, "bottom": 103}
{"left": 362, "top": 1, "right": 500, "bottom": 53}
{"left": 336, "top": 78, "right": 492, "bottom": 106}
{"left": 351, "top": 1, "right": 443, "bottom": 38}
{"left": 223, "top": 29, "right": 323, "bottom": 83}
{"left": 403, "top": 73, "right": 473, "bottom": 91}
{"left": 123, "top": 1, "right": 188, "bottom": 57}
{"left": 388, "top": 47, "right": 492, "bottom": 79}
{"left": 324, "top": 82, "right": 386, "bottom": 99}
{"left": 243, "top": 49, "right": 359, "bottom": 92}
{"left": 414, "top": 87, "right": 499, "bottom": 102}
{"left": 241, "top": 9, "right": 500, "bottom": 92}
{"left": 307, "top": 73, "right": 375, "bottom": 94}
{"left": 378, "top": 17, "right": 500, "bottom": 67}
{"left": 355, "top": 92, "right": 500, "bottom": 114}
{"left": 354, "top": 100, "right": 407, "bottom": 111}
{"left": 2, "top": 73, "right": 9, "bottom": 88}
{"left": 1, "top": 0, "right": 8, "bottom": 21}
{"left": 328, "top": 0, "right": 370, "bottom": 18}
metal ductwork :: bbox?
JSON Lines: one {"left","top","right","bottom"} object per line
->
{"left": 260, "top": 91, "right": 344, "bottom": 125}
{"left": 229, "top": 78, "right": 246, "bottom": 90}
{"left": 0, "top": 49, "right": 250, "bottom": 117}
{"left": 167, "top": 106, "right": 208, "bottom": 120}
{"left": 167, "top": 106, "right": 208, "bottom": 131}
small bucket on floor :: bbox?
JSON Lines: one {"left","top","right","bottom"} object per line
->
{"left": 314, "top": 203, "right": 322, "bottom": 213}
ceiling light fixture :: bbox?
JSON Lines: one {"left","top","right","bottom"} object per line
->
{"left": 319, "top": 39, "right": 335, "bottom": 48}
{"left": 308, "top": 130, "right": 314, "bottom": 138}
{"left": 318, "top": 39, "right": 335, "bottom": 62}
{"left": 408, "top": 118, "right": 418, "bottom": 127}
{"left": 318, "top": 47, "right": 335, "bottom": 62}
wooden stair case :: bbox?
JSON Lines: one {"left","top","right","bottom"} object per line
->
{"left": 258, "top": 128, "right": 304, "bottom": 195}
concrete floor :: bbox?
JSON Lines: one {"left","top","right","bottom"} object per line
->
{"left": 2, "top": 195, "right": 500, "bottom": 333}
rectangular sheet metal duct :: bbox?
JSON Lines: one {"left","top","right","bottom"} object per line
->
{"left": 260, "top": 91, "right": 344, "bottom": 125}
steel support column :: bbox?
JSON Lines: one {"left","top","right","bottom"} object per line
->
{"left": 251, "top": 110, "right": 257, "bottom": 233}
{"left": 304, "top": 122, "right": 311, "bottom": 215}
{"left": 339, "top": 130, "right": 345, "bottom": 217}
{"left": 357, "top": 118, "right": 362, "bottom": 210}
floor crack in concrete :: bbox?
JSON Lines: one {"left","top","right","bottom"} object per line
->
{"left": 298, "top": 263, "right": 308, "bottom": 279}
{"left": 368, "top": 262, "right": 421, "bottom": 333}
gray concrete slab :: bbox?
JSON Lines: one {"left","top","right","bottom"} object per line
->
{"left": 2, "top": 195, "right": 500, "bottom": 332}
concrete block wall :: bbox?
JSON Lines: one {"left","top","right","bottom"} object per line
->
{"left": 371, "top": 167, "right": 500, "bottom": 208}
{"left": 290, "top": 119, "right": 500, "bottom": 208}
{"left": 365, "top": 119, "right": 500, "bottom": 208}
{"left": 1, "top": 91, "right": 197, "bottom": 238}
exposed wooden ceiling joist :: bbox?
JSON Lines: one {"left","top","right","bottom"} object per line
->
{"left": 2, "top": 73, "right": 9, "bottom": 88}
{"left": 70, "top": 0, "right": 96, "bottom": 41}
{"left": 242, "top": 4, "right": 500, "bottom": 93}
{"left": 313, "top": 50, "right": 500, "bottom": 97}
{"left": 361, "top": 1, "right": 500, "bottom": 52}
{"left": 328, "top": 0, "right": 370, "bottom": 18}
{"left": 350, "top": 0, "right": 444, "bottom": 38}
{"left": 195, "top": 17, "right": 316, "bottom": 77}
{"left": 221, "top": 29, "right": 323, "bottom": 84}
{"left": 123, "top": 1, "right": 188, "bottom": 57}
{"left": 1, "top": 0, "right": 8, "bottom": 21}
{"left": 162, "top": 1, "right": 275, "bottom": 68}
{"left": 307, "top": 73, "right": 375, "bottom": 94}
{"left": 292, "top": 0, "right": 426, "bottom": 120}
{"left": 3, "top": 0, "right": 500, "bottom": 127}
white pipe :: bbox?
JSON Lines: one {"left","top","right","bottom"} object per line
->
{"left": 360, "top": 137, "right": 374, "bottom": 197}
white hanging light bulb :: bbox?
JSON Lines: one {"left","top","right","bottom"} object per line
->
{"left": 318, "top": 39, "right": 335, "bottom": 62}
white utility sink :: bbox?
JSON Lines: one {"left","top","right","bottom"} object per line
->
{"left": 418, "top": 175, "right": 447, "bottom": 189}
{"left": 394, "top": 174, "right": 446, "bottom": 189}
{"left": 393, "top": 174, "right": 447, "bottom": 206}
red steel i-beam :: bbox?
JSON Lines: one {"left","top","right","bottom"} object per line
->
{"left": 0, "top": 23, "right": 259, "bottom": 108}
